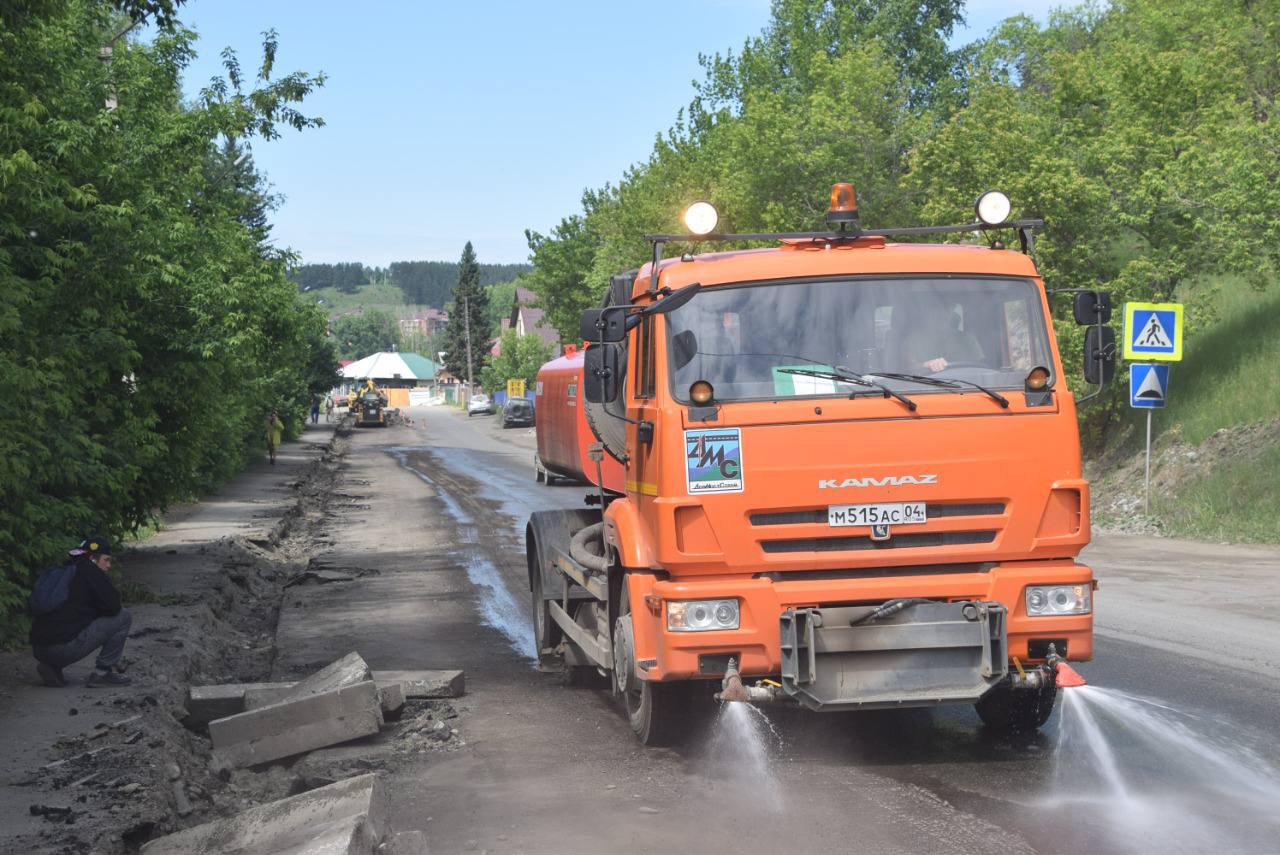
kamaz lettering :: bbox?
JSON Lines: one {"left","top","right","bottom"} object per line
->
{"left": 818, "top": 475, "right": 939, "bottom": 489}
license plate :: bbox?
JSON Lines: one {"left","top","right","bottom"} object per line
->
{"left": 828, "top": 502, "right": 927, "bottom": 527}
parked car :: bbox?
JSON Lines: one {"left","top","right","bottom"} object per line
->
{"left": 467, "top": 393, "right": 493, "bottom": 417}
{"left": 501, "top": 397, "right": 535, "bottom": 429}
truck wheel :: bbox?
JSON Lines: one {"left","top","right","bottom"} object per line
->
{"left": 613, "top": 585, "right": 689, "bottom": 746}
{"left": 975, "top": 676, "right": 1058, "bottom": 733}
{"left": 529, "top": 552, "right": 561, "bottom": 672}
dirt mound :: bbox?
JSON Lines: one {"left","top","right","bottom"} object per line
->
{"left": 1089, "top": 417, "right": 1280, "bottom": 535}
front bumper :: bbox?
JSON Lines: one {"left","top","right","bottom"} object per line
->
{"left": 626, "top": 559, "right": 1093, "bottom": 683}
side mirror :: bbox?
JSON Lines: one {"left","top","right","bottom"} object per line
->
{"left": 583, "top": 345, "right": 621, "bottom": 403}
{"left": 1073, "top": 291, "right": 1112, "bottom": 325}
{"left": 580, "top": 308, "right": 627, "bottom": 343}
{"left": 1083, "top": 325, "right": 1117, "bottom": 385}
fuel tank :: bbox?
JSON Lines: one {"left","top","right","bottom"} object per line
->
{"left": 534, "top": 347, "right": 625, "bottom": 491}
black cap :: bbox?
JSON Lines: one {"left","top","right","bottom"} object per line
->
{"left": 71, "top": 536, "right": 112, "bottom": 557}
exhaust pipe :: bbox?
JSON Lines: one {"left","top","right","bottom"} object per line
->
{"left": 715, "top": 658, "right": 781, "bottom": 704}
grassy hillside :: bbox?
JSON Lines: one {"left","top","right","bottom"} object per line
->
{"left": 1091, "top": 281, "right": 1280, "bottom": 542}
{"left": 303, "top": 278, "right": 417, "bottom": 318}
{"left": 1136, "top": 280, "right": 1280, "bottom": 447}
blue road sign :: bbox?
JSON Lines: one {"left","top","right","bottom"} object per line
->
{"left": 1130, "top": 363, "right": 1170, "bottom": 409}
{"left": 1123, "top": 302, "right": 1183, "bottom": 360}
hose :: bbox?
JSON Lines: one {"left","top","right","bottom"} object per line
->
{"left": 569, "top": 522, "right": 610, "bottom": 573}
{"left": 849, "top": 598, "right": 935, "bottom": 626}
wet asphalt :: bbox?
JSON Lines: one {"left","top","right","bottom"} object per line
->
{"left": 371, "top": 406, "right": 1280, "bottom": 855}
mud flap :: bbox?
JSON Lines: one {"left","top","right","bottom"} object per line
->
{"left": 779, "top": 601, "right": 1008, "bottom": 711}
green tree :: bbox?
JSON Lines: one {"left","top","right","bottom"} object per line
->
{"left": 0, "top": 0, "right": 329, "bottom": 642}
{"left": 331, "top": 309, "right": 401, "bottom": 359}
{"left": 908, "top": 0, "right": 1280, "bottom": 434}
{"left": 481, "top": 330, "right": 554, "bottom": 394}
{"left": 442, "top": 242, "right": 489, "bottom": 385}
{"left": 485, "top": 277, "right": 519, "bottom": 335}
{"left": 524, "top": 214, "right": 602, "bottom": 344}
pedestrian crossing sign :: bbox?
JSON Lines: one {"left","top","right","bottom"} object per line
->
{"left": 1123, "top": 301, "right": 1183, "bottom": 361}
{"left": 1129, "top": 363, "right": 1169, "bottom": 409}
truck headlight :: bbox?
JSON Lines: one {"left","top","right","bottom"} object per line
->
{"left": 667, "top": 599, "right": 739, "bottom": 632}
{"left": 1025, "top": 585, "right": 1091, "bottom": 616}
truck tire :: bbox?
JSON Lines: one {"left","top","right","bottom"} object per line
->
{"left": 529, "top": 550, "right": 562, "bottom": 672}
{"left": 975, "top": 676, "right": 1058, "bottom": 733}
{"left": 613, "top": 580, "right": 690, "bottom": 746}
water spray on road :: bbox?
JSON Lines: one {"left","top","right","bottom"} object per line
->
{"left": 701, "top": 699, "right": 786, "bottom": 814}
{"left": 1051, "top": 683, "right": 1280, "bottom": 853}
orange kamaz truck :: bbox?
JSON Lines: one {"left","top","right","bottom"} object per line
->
{"left": 526, "top": 186, "right": 1115, "bottom": 744}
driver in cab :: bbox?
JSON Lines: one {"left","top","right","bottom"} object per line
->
{"left": 900, "top": 301, "right": 984, "bottom": 374}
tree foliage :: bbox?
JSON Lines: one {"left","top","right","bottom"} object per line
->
{"left": 523, "top": 0, "right": 1280, "bottom": 438}
{"left": 480, "top": 330, "right": 554, "bottom": 394}
{"left": 289, "top": 262, "right": 367, "bottom": 294}
{"left": 0, "top": 0, "right": 332, "bottom": 643}
{"left": 330, "top": 309, "right": 401, "bottom": 360}
{"left": 389, "top": 259, "right": 529, "bottom": 308}
{"left": 441, "top": 242, "right": 490, "bottom": 384}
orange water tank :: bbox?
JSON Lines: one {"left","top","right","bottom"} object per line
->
{"left": 535, "top": 347, "right": 625, "bottom": 491}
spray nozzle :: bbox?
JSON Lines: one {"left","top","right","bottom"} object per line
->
{"left": 1045, "top": 642, "right": 1087, "bottom": 688}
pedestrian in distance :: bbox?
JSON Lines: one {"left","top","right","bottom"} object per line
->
{"left": 310, "top": 395, "right": 321, "bottom": 425}
{"left": 324, "top": 394, "right": 334, "bottom": 422}
{"left": 29, "top": 537, "right": 133, "bottom": 688}
{"left": 266, "top": 407, "right": 284, "bottom": 464}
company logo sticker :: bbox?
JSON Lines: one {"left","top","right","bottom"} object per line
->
{"left": 685, "top": 428, "right": 744, "bottom": 494}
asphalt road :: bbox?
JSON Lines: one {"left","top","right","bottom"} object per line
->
{"left": 344, "top": 407, "right": 1280, "bottom": 855}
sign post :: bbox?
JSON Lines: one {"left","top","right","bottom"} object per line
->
{"left": 1125, "top": 302, "right": 1182, "bottom": 514}
{"left": 506, "top": 378, "right": 526, "bottom": 400}
{"left": 1128, "top": 357, "right": 1174, "bottom": 515}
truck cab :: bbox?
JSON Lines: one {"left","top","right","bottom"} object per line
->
{"left": 527, "top": 188, "right": 1114, "bottom": 744}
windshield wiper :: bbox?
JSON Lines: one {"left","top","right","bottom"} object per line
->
{"left": 777, "top": 367, "right": 917, "bottom": 412}
{"left": 866, "top": 372, "right": 1010, "bottom": 409}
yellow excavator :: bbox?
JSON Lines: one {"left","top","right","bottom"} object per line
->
{"left": 351, "top": 378, "right": 388, "bottom": 427}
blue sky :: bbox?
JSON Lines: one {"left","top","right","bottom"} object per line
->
{"left": 172, "top": 1, "right": 1060, "bottom": 266}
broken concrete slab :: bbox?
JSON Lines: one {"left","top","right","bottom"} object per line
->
{"left": 210, "top": 681, "right": 383, "bottom": 770}
{"left": 243, "top": 671, "right": 461, "bottom": 711}
{"left": 371, "top": 670, "right": 464, "bottom": 699}
{"left": 142, "top": 773, "right": 387, "bottom": 854}
{"left": 282, "top": 651, "right": 374, "bottom": 701}
{"left": 187, "top": 668, "right": 464, "bottom": 724}
{"left": 186, "top": 682, "right": 295, "bottom": 727}
{"left": 376, "top": 682, "right": 405, "bottom": 718}
{"left": 378, "top": 829, "right": 428, "bottom": 854}
{"left": 244, "top": 681, "right": 402, "bottom": 716}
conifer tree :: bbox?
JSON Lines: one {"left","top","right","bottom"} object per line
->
{"left": 443, "top": 242, "right": 489, "bottom": 386}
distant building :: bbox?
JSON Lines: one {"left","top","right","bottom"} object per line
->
{"left": 492, "top": 288, "right": 561, "bottom": 357}
{"left": 398, "top": 307, "right": 449, "bottom": 338}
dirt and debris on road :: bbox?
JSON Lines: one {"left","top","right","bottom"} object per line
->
{"left": 0, "top": 418, "right": 462, "bottom": 854}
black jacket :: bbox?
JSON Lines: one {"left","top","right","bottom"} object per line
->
{"left": 29, "top": 556, "right": 123, "bottom": 647}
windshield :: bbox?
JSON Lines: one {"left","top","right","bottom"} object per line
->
{"left": 665, "top": 277, "right": 1053, "bottom": 402}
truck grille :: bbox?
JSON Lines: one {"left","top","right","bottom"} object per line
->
{"left": 750, "top": 502, "right": 1005, "bottom": 527}
{"left": 760, "top": 530, "right": 997, "bottom": 554}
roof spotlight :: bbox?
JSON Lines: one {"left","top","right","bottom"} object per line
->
{"left": 682, "top": 201, "right": 719, "bottom": 236}
{"left": 975, "top": 190, "right": 1012, "bottom": 226}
